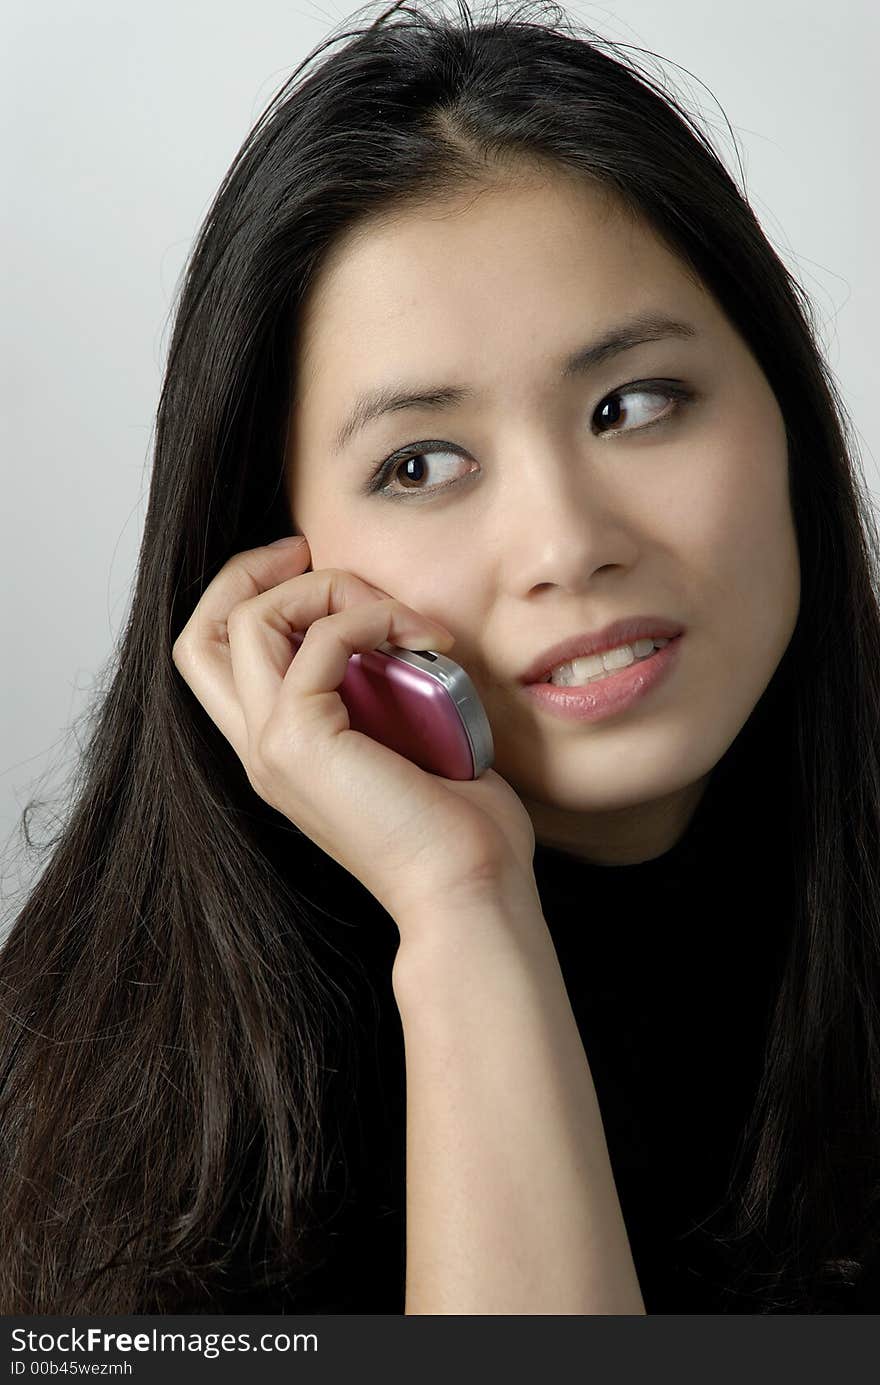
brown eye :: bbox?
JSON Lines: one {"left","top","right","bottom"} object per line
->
{"left": 593, "top": 382, "right": 692, "bottom": 436}
{"left": 367, "top": 443, "right": 476, "bottom": 499}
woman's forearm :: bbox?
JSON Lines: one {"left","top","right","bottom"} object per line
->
{"left": 391, "top": 898, "right": 646, "bottom": 1315}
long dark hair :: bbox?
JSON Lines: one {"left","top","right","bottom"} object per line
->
{"left": 2, "top": 0, "right": 877, "bottom": 1313}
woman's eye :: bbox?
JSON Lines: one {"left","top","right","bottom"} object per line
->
{"left": 592, "top": 382, "right": 690, "bottom": 436}
{"left": 366, "top": 380, "right": 693, "bottom": 499}
{"left": 367, "top": 445, "right": 475, "bottom": 500}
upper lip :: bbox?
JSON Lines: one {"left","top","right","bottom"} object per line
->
{"left": 518, "top": 616, "right": 685, "bottom": 684}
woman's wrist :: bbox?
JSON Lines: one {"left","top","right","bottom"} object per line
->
{"left": 390, "top": 883, "right": 555, "bottom": 1013}
{"left": 388, "top": 879, "right": 645, "bottom": 1313}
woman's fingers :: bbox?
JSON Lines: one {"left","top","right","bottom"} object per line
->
{"left": 171, "top": 539, "right": 313, "bottom": 761}
{"left": 172, "top": 538, "right": 454, "bottom": 776}
{"left": 228, "top": 568, "right": 392, "bottom": 742}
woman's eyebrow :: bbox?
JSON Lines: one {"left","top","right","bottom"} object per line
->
{"left": 331, "top": 310, "right": 699, "bottom": 454}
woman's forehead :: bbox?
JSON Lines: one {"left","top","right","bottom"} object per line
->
{"left": 295, "top": 180, "right": 698, "bottom": 377}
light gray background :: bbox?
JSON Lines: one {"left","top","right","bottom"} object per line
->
{"left": 2, "top": 0, "right": 877, "bottom": 917}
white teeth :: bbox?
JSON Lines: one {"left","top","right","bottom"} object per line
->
{"left": 547, "top": 637, "right": 670, "bottom": 687}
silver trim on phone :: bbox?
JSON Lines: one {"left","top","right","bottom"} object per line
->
{"left": 377, "top": 642, "right": 495, "bottom": 776}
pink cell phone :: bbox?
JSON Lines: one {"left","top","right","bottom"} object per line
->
{"left": 289, "top": 631, "right": 494, "bottom": 780}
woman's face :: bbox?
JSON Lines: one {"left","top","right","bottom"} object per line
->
{"left": 284, "top": 173, "right": 800, "bottom": 865}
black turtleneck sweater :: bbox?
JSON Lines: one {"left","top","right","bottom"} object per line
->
{"left": 204, "top": 680, "right": 879, "bottom": 1314}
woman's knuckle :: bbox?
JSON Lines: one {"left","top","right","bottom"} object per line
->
{"left": 310, "top": 611, "right": 342, "bottom": 640}
{"left": 255, "top": 722, "right": 291, "bottom": 775}
{"left": 247, "top": 737, "right": 277, "bottom": 791}
{"left": 171, "top": 634, "right": 191, "bottom": 670}
{"left": 226, "top": 601, "right": 251, "bottom": 636}
{"left": 244, "top": 761, "right": 266, "bottom": 798}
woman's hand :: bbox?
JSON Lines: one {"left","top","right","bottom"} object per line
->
{"left": 171, "top": 536, "right": 540, "bottom": 931}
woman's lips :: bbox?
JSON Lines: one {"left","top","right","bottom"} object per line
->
{"left": 520, "top": 635, "right": 683, "bottom": 722}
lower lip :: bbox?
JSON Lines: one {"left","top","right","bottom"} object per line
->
{"left": 521, "top": 636, "right": 683, "bottom": 722}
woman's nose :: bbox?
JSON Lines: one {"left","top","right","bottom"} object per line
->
{"left": 498, "top": 442, "right": 641, "bottom": 594}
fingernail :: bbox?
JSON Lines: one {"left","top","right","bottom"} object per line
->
{"left": 405, "top": 625, "right": 455, "bottom": 645}
{"left": 268, "top": 535, "right": 306, "bottom": 548}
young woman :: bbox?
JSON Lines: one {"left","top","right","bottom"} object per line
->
{"left": 2, "top": 0, "right": 878, "bottom": 1314}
